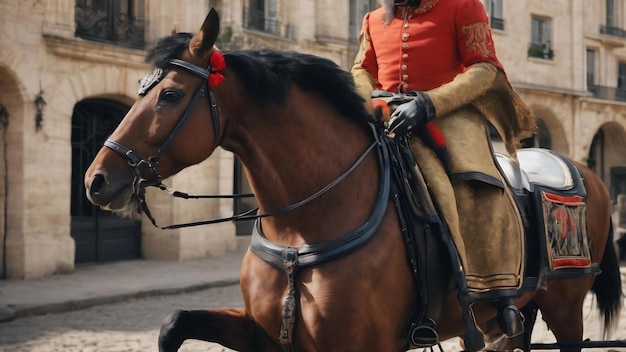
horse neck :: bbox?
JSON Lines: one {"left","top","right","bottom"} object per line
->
{"left": 222, "top": 89, "right": 380, "bottom": 246}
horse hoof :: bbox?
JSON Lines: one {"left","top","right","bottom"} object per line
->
{"left": 158, "top": 310, "right": 188, "bottom": 352}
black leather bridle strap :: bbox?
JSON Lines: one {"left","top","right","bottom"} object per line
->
{"left": 152, "top": 83, "right": 206, "bottom": 163}
{"left": 104, "top": 139, "right": 145, "bottom": 168}
{"left": 104, "top": 57, "right": 221, "bottom": 190}
{"left": 104, "top": 82, "right": 206, "bottom": 190}
{"left": 169, "top": 59, "right": 221, "bottom": 148}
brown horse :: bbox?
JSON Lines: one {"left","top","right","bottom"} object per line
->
{"left": 84, "top": 9, "right": 622, "bottom": 352}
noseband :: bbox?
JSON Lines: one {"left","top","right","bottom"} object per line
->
{"left": 104, "top": 58, "right": 221, "bottom": 195}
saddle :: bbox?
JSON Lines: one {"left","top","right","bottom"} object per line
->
{"left": 496, "top": 148, "right": 600, "bottom": 286}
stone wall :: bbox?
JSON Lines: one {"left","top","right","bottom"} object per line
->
{"left": 0, "top": 0, "right": 238, "bottom": 279}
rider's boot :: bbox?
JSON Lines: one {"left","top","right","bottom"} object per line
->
{"left": 496, "top": 298, "right": 524, "bottom": 338}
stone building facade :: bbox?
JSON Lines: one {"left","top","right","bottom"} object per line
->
{"left": 0, "top": 0, "right": 625, "bottom": 279}
{"left": 488, "top": 0, "right": 626, "bottom": 196}
{"left": 0, "top": 0, "right": 241, "bottom": 279}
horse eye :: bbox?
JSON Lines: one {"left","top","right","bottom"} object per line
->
{"left": 159, "top": 90, "right": 184, "bottom": 104}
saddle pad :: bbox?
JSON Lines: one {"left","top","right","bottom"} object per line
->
{"left": 539, "top": 191, "right": 592, "bottom": 271}
{"left": 517, "top": 148, "right": 574, "bottom": 190}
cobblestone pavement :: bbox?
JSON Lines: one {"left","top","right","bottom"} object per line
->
{"left": 0, "top": 285, "right": 242, "bottom": 352}
{"left": 0, "top": 279, "right": 625, "bottom": 352}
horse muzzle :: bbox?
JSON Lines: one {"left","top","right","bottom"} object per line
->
{"left": 85, "top": 170, "right": 135, "bottom": 210}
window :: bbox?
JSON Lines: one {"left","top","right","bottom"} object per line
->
{"left": 75, "top": 0, "right": 145, "bottom": 49}
{"left": 586, "top": 49, "right": 602, "bottom": 99}
{"left": 601, "top": 0, "right": 626, "bottom": 37}
{"left": 618, "top": 62, "right": 626, "bottom": 100}
{"left": 607, "top": 0, "right": 617, "bottom": 28}
{"left": 244, "top": 0, "right": 295, "bottom": 39}
{"left": 349, "top": 0, "right": 377, "bottom": 41}
{"left": 266, "top": 0, "right": 278, "bottom": 34}
{"left": 586, "top": 49, "right": 596, "bottom": 86}
{"left": 246, "top": 0, "right": 278, "bottom": 34}
{"left": 528, "top": 16, "right": 553, "bottom": 60}
{"left": 488, "top": 0, "right": 504, "bottom": 30}
{"left": 619, "top": 62, "right": 626, "bottom": 89}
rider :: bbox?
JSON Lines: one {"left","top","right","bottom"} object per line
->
{"left": 351, "top": 0, "right": 537, "bottom": 342}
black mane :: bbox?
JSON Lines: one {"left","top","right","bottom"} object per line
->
{"left": 145, "top": 32, "right": 193, "bottom": 68}
{"left": 144, "top": 33, "right": 371, "bottom": 124}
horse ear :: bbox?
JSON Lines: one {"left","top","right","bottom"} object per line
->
{"left": 189, "top": 7, "right": 220, "bottom": 58}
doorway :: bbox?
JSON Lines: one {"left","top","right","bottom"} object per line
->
{"left": 71, "top": 99, "right": 141, "bottom": 263}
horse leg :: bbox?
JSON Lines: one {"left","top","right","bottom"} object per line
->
{"left": 535, "top": 278, "right": 593, "bottom": 352}
{"left": 158, "top": 308, "right": 279, "bottom": 352}
{"left": 517, "top": 302, "right": 539, "bottom": 352}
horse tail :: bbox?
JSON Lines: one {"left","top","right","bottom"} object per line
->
{"left": 590, "top": 218, "right": 623, "bottom": 337}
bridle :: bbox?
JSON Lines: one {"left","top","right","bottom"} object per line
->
{"left": 101, "top": 54, "right": 382, "bottom": 230}
{"left": 104, "top": 58, "right": 221, "bottom": 194}
{"left": 103, "top": 56, "right": 223, "bottom": 228}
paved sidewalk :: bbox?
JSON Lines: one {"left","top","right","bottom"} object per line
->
{"left": 0, "top": 248, "right": 246, "bottom": 323}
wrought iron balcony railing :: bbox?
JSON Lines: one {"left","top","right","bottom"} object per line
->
{"left": 588, "top": 84, "right": 626, "bottom": 102}
{"left": 75, "top": 1, "right": 145, "bottom": 49}
{"left": 600, "top": 25, "right": 626, "bottom": 38}
{"left": 243, "top": 7, "right": 296, "bottom": 40}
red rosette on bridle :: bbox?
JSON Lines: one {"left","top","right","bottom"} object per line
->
{"left": 208, "top": 51, "right": 226, "bottom": 88}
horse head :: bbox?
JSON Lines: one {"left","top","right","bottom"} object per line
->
{"left": 84, "top": 9, "right": 225, "bottom": 218}
{"left": 84, "top": 5, "right": 375, "bottom": 228}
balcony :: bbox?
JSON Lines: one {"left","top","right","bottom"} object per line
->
{"left": 528, "top": 43, "right": 553, "bottom": 60}
{"left": 588, "top": 84, "right": 626, "bottom": 102}
{"left": 600, "top": 25, "right": 626, "bottom": 38}
{"left": 75, "top": 1, "right": 145, "bottom": 49}
{"left": 243, "top": 7, "right": 296, "bottom": 41}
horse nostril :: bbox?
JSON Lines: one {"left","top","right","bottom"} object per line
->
{"left": 90, "top": 174, "right": 106, "bottom": 195}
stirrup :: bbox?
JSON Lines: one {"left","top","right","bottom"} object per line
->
{"left": 497, "top": 304, "right": 524, "bottom": 338}
{"left": 409, "top": 319, "right": 439, "bottom": 348}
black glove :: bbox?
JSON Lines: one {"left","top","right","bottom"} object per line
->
{"left": 388, "top": 92, "right": 436, "bottom": 136}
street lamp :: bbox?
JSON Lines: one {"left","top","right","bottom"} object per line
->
{"left": 34, "top": 91, "right": 46, "bottom": 132}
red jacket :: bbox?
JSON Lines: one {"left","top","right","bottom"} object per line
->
{"left": 355, "top": 0, "right": 503, "bottom": 92}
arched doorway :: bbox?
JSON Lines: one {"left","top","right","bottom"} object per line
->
{"left": 521, "top": 118, "right": 552, "bottom": 149}
{"left": 71, "top": 99, "right": 141, "bottom": 263}
{"left": 588, "top": 122, "right": 626, "bottom": 201}
{"left": 520, "top": 104, "right": 569, "bottom": 154}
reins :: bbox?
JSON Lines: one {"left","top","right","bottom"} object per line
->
{"left": 104, "top": 54, "right": 381, "bottom": 230}
{"left": 150, "top": 138, "right": 380, "bottom": 229}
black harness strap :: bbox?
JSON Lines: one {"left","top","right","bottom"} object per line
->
{"left": 249, "top": 125, "right": 391, "bottom": 349}
{"left": 168, "top": 59, "right": 221, "bottom": 147}
{"left": 249, "top": 134, "right": 391, "bottom": 269}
